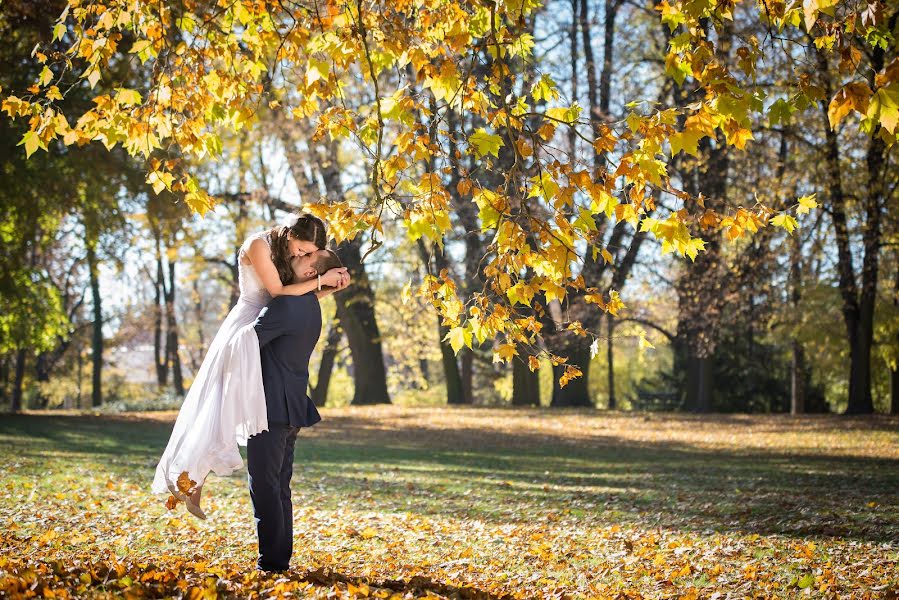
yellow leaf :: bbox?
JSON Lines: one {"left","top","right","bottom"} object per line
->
{"left": 606, "top": 290, "right": 624, "bottom": 316}
{"left": 401, "top": 281, "right": 412, "bottom": 306}
{"left": 469, "top": 128, "right": 503, "bottom": 158}
{"left": 770, "top": 213, "right": 798, "bottom": 234}
{"left": 506, "top": 281, "right": 535, "bottom": 306}
{"left": 444, "top": 326, "right": 472, "bottom": 354}
{"left": 52, "top": 23, "right": 66, "bottom": 42}
{"left": 868, "top": 83, "right": 899, "bottom": 134}
{"left": 18, "top": 130, "right": 41, "bottom": 158}
{"left": 38, "top": 65, "right": 53, "bottom": 87}
{"left": 558, "top": 365, "right": 582, "bottom": 388}
{"left": 796, "top": 194, "right": 818, "bottom": 215}
{"left": 305, "top": 58, "right": 330, "bottom": 86}
{"left": 493, "top": 343, "right": 518, "bottom": 363}
{"left": 528, "top": 171, "right": 559, "bottom": 201}
{"left": 85, "top": 67, "right": 101, "bottom": 89}
{"left": 545, "top": 104, "right": 581, "bottom": 125}
{"left": 115, "top": 88, "right": 142, "bottom": 106}
{"left": 531, "top": 74, "right": 558, "bottom": 102}
{"left": 803, "top": 0, "right": 819, "bottom": 31}
{"left": 669, "top": 124, "right": 705, "bottom": 157}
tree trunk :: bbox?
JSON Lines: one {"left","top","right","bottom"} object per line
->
{"left": 419, "top": 358, "right": 429, "bottom": 387}
{"left": 892, "top": 257, "right": 899, "bottom": 415}
{"left": 579, "top": 0, "right": 600, "bottom": 160}
{"left": 606, "top": 316, "right": 616, "bottom": 410}
{"left": 814, "top": 46, "right": 878, "bottom": 415}
{"left": 551, "top": 344, "right": 592, "bottom": 407}
{"left": 845, "top": 129, "right": 886, "bottom": 415}
{"left": 76, "top": 339, "right": 83, "bottom": 408}
{"left": 11, "top": 349, "right": 26, "bottom": 412}
{"left": 438, "top": 321, "right": 466, "bottom": 405}
{"left": 165, "top": 258, "right": 184, "bottom": 395}
{"left": 334, "top": 238, "right": 391, "bottom": 405}
{"left": 685, "top": 355, "right": 713, "bottom": 413}
{"left": 192, "top": 276, "right": 206, "bottom": 372}
{"left": 311, "top": 320, "right": 342, "bottom": 407}
{"left": 418, "top": 239, "right": 466, "bottom": 405}
{"left": 34, "top": 352, "right": 50, "bottom": 409}
{"left": 86, "top": 241, "right": 103, "bottom": 407}
{"left": 154, "top": 236, "right": 168, "bottom": 387}
{"left": 460, "top": 349, "right": 474, "bottom": 404}
{"left": 788, "top": 182, "right": 806, "bottom": 415}
{"left": 791, "top": 341, "right": 806, "bottom": 415}
{"left": 568, "top": 0, "right": 578, "bottom": 155}
{"left": 0, "top": 355, "right": 8, "bottom": 405}
{"left": 511, "top": 357, "right": 540, "bottom": 406}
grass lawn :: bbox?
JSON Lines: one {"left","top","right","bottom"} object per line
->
{"left": 0, "top": 406, "right": 897, "bottom": 598}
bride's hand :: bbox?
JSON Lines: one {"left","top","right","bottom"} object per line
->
{"left": 321, "top": 267, "right": 349, "bottom": 288}
{"left": 334, "top": 271, "right": 351, "bottom": 290}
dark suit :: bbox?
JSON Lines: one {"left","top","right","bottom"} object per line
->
{"left": 248, "top": 293, "right": 322, "bottom": 572}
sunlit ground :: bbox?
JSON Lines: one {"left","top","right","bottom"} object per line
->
{"left": 1, "top": 406, "right": 897, "bottom": 598}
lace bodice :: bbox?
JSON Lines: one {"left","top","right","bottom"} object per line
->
{"left": 237, "top": 231, "right": 274, "bottom": 309}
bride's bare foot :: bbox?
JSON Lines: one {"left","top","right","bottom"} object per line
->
{"left": 185, "top": 485, "right": 207, "bottom": 520}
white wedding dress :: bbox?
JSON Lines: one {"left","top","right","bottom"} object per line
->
{"left": 152, "top": 231, "right": 274, "bottom": 497}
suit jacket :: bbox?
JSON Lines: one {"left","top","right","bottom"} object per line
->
{"left": 253, "top": 293, "right": 323, "bottom": 427}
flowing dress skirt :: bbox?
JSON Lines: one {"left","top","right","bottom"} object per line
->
{"left": 152, "top": 296, "right": 269, "bottom": 495}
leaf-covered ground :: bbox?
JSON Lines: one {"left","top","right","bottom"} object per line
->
{"left": 0, "top": 406, "right": 897, "bottom": 599}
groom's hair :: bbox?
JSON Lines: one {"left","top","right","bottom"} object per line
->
{"left": 312, "top": 249, "right": 343, "bottom": 277}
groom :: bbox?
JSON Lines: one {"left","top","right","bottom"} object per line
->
{"left": 248, "top": 248, "right": 346, "bottom": 573}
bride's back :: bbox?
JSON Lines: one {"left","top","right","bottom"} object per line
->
{"left": 237, "top": 231, "right": 274, "bottom": 309}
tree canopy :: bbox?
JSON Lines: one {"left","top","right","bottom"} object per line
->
{"left": 3, "top": 0, "right": 895, "bottom": 384}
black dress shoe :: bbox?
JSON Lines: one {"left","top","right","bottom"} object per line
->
{"left": 257, "top": 565, "right": 288, "bottom": 574}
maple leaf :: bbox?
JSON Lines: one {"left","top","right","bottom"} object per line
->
{"left": 115, "top": 88, "right": 142, "bottom": 106}
{"left": 443, "top": 326, "right": 472, "bottom": 353}
{"left": 770, "top": 213, "right": 799, "bottom": 234}
{"left": 468, "top": 128, "right": 503, "bottom": 158}
{"left": 531, "top": 74, "right": 558, "bottom": 102}
{"left": 828, "top": 82, "right": 872, "bottom": 129}
{"left": 527, "top": 171, "right": 559, "bottom": 202}
{"left": 493, "top": 343, "right": 518, "bottom": 363}
{"left": 867, "top": 83, "right": 899, "bottom": 134}
{"left": 803, "top": 0, "right": 819, "bottom": 31}
{"left": 506, "top": 281, "right": 535, "bottom": 306}
{"left": 18, "top": 131, "right": 41, "bottom": 158}
{"left": 558, "top": 365, "right": 582, "bottom": 388}
{"left": 796, "top": 194, "right": 818, "bottom": 215}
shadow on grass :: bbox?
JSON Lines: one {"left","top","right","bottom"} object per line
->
{"left": 298, "top": 566, "right": 514, "bottom": 599}
{"left": 0, "top": 411, "right": 896, "bottom": 544}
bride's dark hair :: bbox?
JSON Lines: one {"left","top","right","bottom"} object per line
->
{"left": 269, "top": 213, "right": 327, "bottom": 285}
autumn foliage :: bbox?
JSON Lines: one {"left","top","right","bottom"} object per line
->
{"left": 13, "top": 0, "right": 898, "bottom": 383}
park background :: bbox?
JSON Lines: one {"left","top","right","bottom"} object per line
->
{"left": 1, "top": 0, "right": 898, "bottom": 598}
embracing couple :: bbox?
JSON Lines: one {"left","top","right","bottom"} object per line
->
{"left": 151, "top": 213, "right": 350, "bottom": 573}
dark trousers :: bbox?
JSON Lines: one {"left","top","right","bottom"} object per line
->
{"left": 247, "top": 423, "right": 300, "bottom": 571}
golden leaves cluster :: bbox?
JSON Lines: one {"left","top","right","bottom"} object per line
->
{"left": 0, "top": 0, "right": 836, "bottom": 382}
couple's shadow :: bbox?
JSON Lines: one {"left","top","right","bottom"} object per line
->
{"left": 287, "top": 566, "right": 516, "bottom": 599}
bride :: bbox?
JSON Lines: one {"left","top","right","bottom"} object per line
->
{"left": 151, "top": 213, "right": 348, "bottom": 519}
